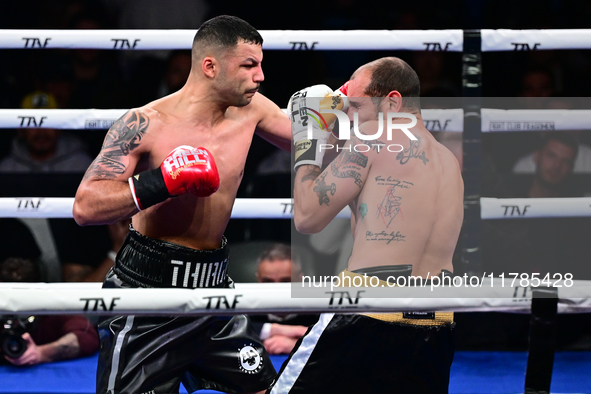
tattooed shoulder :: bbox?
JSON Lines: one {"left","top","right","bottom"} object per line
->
{"left": 82, "top": 110, "right": 150, "bottom": 181}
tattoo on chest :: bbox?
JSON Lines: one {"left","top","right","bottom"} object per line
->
{"left": 396, "top": 137, "right": 429, "bottom": 165}
{"left": 83, "top": 110, "right": 149, "bottom": 180}
{"left": 366, "top": 230, "right": 406, "bottom": 244}
{"left": 313, "top": 173, "right": 336, "bottom": 206}
{"left": 330, "top": 150, "right": 367, "bottom": 188}
{"left": 377, "top": 186, "right": 403, "bottom": 228}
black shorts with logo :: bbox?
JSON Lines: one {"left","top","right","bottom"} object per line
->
{"left": 96, "top": 228, "right": 276, "bottom": 394}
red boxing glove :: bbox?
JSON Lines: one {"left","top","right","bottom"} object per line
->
{"left": 129, "top": 145, "right": 220, "bottom": 211}
{"left": 334, "top": 81, "right": 349, "bottom": 97}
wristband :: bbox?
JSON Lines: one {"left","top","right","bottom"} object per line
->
{"left": 128, "top": 168, "right": 170, "bottom": 211}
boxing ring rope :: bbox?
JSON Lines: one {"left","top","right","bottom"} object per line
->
{"left": 2, "top": 29, "right": 591, "bottom": 51}
{"left": 2, "top": 108, "right": 591, "bottom": 133}
{"left": 0, "top": 281, "right": 590, "bottom": 316}
{"left": 2, "top": 197, "right": 591, "bottom": 220}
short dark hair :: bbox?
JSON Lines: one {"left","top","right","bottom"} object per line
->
{"left": 0, "top": 257, "right": 41, "bottom": 282}
{"left": 361, "top": 57, "right": 421, "bottom": 110}
{"left": 542, "top": 131, "right": 579, "bottom": 153}
{"left": 193, "top": 15, "right": 263, "bottom": 55}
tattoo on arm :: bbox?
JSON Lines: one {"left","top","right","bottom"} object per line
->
{"left": 313, "top": 173, "right": 336, "bottom": 206}
{"left": 300, "top": 165, "right": 322, "bottom": 183}
{"left": 82, "top": 110, "right": 149, "bottom": 181}
{"left": 396, "top": 137, "right": 429, "bottom": 165}
{"left": 330, "top": 150, "right": 367, "bottom": 188}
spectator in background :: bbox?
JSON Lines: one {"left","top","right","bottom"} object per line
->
{"left": 513, "top": 132, "right": 582, "bottom": 197}
{"left": 0, "top": 92, "right": 92, "bottom": 173}
{"left": 252, "top": 244, "right": 318, "bottom": 355}
{"left": 513, "top": 130, "right": 591, "bottom": 174}
{"left": 518, "top": 67, "right": 555, "bottom": 98}
{"left": 0, "top": 257, "right": 99, "bottom": 366}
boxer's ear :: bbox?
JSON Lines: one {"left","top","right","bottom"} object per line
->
{"left": 385, "top": 91, "right": 403, "bottom": 112}
{"left": 202, "top": 57, "right": 217, "bottom": 78}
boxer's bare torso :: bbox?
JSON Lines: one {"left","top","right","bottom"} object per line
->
{"left": 73, "top": 42, "right": 291, "bottom": 250}
{"left": 294, "top": 115, "right": 463, "bottom": 278}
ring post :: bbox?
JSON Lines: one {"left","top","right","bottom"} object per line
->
{"left": 461, "top": 29, "right": 483, "bottom": 276}
{"left": 524, "top": 287, "right": 558, "bottom": 394}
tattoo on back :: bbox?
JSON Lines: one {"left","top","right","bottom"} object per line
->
{"left": 82, "top": 110, "right": 149, "bottom": 180}
{"left": 396, "top": 137, "right": 429, "bottom": 165}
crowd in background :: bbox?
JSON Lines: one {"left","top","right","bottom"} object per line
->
{"left": 1, "top": 0, "right": 591, "bottom": 356}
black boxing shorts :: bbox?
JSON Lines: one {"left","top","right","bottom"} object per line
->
{"left": 266, "top": 265, "right": 455, "bottom": 394}
{"left": 96, "top": 227, "right": 276, "bottom": 394}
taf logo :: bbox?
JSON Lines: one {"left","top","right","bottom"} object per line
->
{"left": 326, "top": 290, "right": 364, "bottom": 306}
{"left": 111, "top": 38, "right": 141, "bottom": 49}
{"left": 424, "top": 119, "right": 452, "bottom": 131}
{"left": 18, "top": 116, "right": 47, "bottom": 127}
{"left": 423, "top": 42, "right": 452, "bottom": 51}
{"left": 502, "top": 205, "right": 531, "bottom": 217}
{"left": 238, "top": 344, "right": 262, "bottom": 374}
{"left": 22, "top": 38, "right": 51, "bottom": 48}
{"left": 80, "top": 297, "right": 120, "bottom": 311}
{"left": 16, "top": 198, "right": 43, "bottom": 210}
{"left": 511, "top": 43, "right": 541, "bottom": 51}
{"left": 290, "top": 41, "right": 318, "bottom": 50}
{"left": 203, "top": 294, "right": 242, "bottom": 309}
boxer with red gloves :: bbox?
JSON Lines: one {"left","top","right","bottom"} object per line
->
{"left": 73, "top": 16, "right": 291, "bottom": 394}
{"left": 128, "top": 145, "right": 220, "bottom": 210}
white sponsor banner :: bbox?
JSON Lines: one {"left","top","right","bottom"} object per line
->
{"left": 0, "top": 109, "right": 126, "bottom": 129}
{"left": 482, "top": 29, "right": 591, "bottom": 51}
{"left": 0, "top": 281, "right": 589, "bottom": 316}
{"left": 482, "top": 109, "right": 591, "bottom": 132}
{"left": 0, "top": 30, "right": 194, "bottom": 49}
{"left": 1, "top": 197, "right": 75, "bottom": 219}
{"left": 0, "top": 29, "right": 463, "bottom": 51}
{"left": 261, "top": 30, "right": 463, "bottom": 51}
{"left": 481, "top": 197, "right": 591, "bottom": 219}
{"left": 422, "top": 108, "right": 464, "bottom": 132}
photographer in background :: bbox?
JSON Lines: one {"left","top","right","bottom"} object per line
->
{"left": 0, "top": 257, "right": 99, "bottom": 366}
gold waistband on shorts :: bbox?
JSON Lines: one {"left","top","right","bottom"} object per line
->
{"left": 338, "top": 269, "right": 454, "bottom": 326}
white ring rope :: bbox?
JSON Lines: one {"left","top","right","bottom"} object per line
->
{"left": 2, "top": 108, "right": 590, "bottom": 133}
{"left": 0, "top": 281, "right": 589, "bottom": 316}
{"left": 0, "top": 29, "right": 463, "bottom": 51}
{"left": 4, "top": 29, "right": 591, "bottom": 51}
{"left": 2, "top": 197, "right": 591, "bottom": 220}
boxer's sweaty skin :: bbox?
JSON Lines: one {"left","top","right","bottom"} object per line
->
{"left": 74, "top": 43, "right": 291, "bottom": 250}
{"left": 294, "top": 77, "right": 463, "bottom": 277}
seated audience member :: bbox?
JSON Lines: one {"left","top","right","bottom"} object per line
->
{"left": 0, "top": 91, "right": 92, "bottom": 173}
{"left": 0, "top": 257, "right": 99, "bottom": 366}
{"left": 513, "top": 131, "right": 591, "bottom": 174}
{"left": 516, "top": 132, "right": 582, "bottom": 198}
{"left": 252, "top": 244, "right": 318, "bottom": 355}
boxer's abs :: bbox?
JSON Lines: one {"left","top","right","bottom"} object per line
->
{"left": 132, "top": 184, "right": 239, "bottom": 250}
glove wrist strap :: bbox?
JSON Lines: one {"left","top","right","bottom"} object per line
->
{"left": 129, "top": 168, "right": 170, "bottom": 210}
